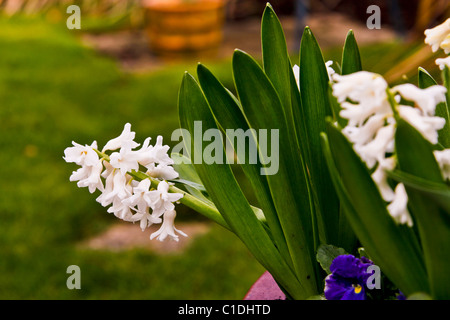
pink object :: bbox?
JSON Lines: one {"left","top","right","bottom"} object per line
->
{"left": 244, "top": 271, "right": 286, "bottom": 300}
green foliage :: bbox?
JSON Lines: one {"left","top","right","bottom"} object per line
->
{"left": 175, "top": 4, "right": 363, "bottom": 298}
{"left": 316, "top": 244, "right": 348, "bottom": 275}
{"left": 177, "top": 3, "right": 450, "bottom": 300}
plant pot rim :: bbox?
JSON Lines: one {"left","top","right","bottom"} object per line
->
{"left": 142, "top": 0, "right": 225, "bottom": 12}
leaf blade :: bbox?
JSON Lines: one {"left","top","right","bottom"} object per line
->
{"left": 178, "top": 72, "right": 309, "bottom": 299}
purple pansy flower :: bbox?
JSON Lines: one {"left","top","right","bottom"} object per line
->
{"left": 324, "top": 254, "right": 374, "bottom": 300}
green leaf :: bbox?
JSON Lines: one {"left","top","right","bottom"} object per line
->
{"left": 261, "top": 4, "right": 321, "bottom": 269}
{"left": 261, "top": 3, "right": 291, "bottom": 110}
{"left": 178, "top": 72, "right": 309, "bottom": 299}
{"left": 288, "top": 61, "right": 321, "bottom": 258}
{"left": 418, "top": 67, "right": 437, "bottom": 89}
{"left": 407, "top": 292, "right": 433, "bottom": 300}
{"left": 440, "top": 65, "right": 450, "bottom": 148}
{"left": 395, "top": 119, "right": 450, "bottom": 299}
{"left": 321, "top": 122, "right": 429, "bottom": 296}
{"left": 316, "top": 244, "right": 348, "bottom": 274}
{"left": 232, "top": 49, "right": 318, "bottom": 295}
{"left": 196, "top": 63, "right": 293, "bottom": 270}
{"left": 341, "top": 30, "right": 362, "bottom": 75}
{"left": 307, "top": 294, "right": 326, "bottom": 300}
{"left": 299, "top": 26, "right": 339, "bottom": 246}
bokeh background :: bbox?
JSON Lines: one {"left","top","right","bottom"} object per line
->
{"left": 0, "top": 0, "right": 448, "bottom": 299}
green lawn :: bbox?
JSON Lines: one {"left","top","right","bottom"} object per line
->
{"left": 0, "top": 15, "right": 264, "bottom": 299}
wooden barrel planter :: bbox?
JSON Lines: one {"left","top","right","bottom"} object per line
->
{"left": 142, "top": 0, "right": 226, "bottom": 58}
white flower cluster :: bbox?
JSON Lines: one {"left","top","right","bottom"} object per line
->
{"left": 425, "top": 18, "right": 450, "bottom": 54}
{"left": 331, "top": 71, "right": 449, "bottom": 227}
{"left": 424, "top": 18, "right": 450, "bottom": 70}
{"left": 64, "top": 123, "right": 186, "bottom": 242}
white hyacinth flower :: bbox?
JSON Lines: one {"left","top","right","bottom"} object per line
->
{"left": 107, "top": 197, "right": 134, "bottom": 221}
{"left": 133, "top": 136, "right": 174, "bottom": 167}
{"left": 371, "top": 157, "right": 396, "bottom": 202}
{"left": 387, "top": 183, "right": 413, "bottom": 227}
{"left": 70, "top": 160, "right": 104, "bottom": 193}
{"left": 96, "top": 169, "right": 132, "bottom": 207}
{"left": 342, "top": 113, "right": 388, "bottom": 146}
{"left": 122, "top": 179, "right": 154, "bottom": 214}
{"left": 150, "top": 210, "right": 187, "bottom": 242}
{"left": 424, "top": 18, "right": 450, "bottom": 53}
{"left": 354, "top": 123, "right": 396, "bottom": 169}
{"left": 340, "top": 100, "right": 392, "bottom": 127}
{"left": 149, "top": 136, "right": 174, "bottom": 165}
{"left": 102, "top": 123, "right": 140, "bottom": 152}
{"left": 398, "top": 105, "right": 445, "bottom": 145}
{"left": 109, "top": 147, "right": 140, "bottom": 176}
{"left": 146, "top": 180, "right": 183, "bottom": 218}
{"left": 332, "top": 71, "right": 388, "bottom": 105}
{"left": 123, "top": 179, "right": 162, "bottom": 231}
{"left": 64, "top": 141, "right": 100, "bottom": 167}
{"left": 434, "top": 149, "right": 450, "bottom": 181}
{"left": 64, "top": 141, "right": 104, "bottom": 193}
{"left": 146, "top": 163, "right": 179, "bottom": 180}
{"left": 129, "top": 209, "right": 162, "bottom": 232}
{"left": 392, "top": 84, "right": 447, "bottom": 116}
{"left": 325, "top": 60, "right": 336, "bottom": 80}
{"left": 436, "top": 56, "right": 450, "bottom": 71}
{"left": 65, "top": 123, "right": 184, "bottom": 241}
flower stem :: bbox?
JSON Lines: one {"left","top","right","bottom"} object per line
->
{"left": 386, "top": 88, "right": 400, "bottom": 121}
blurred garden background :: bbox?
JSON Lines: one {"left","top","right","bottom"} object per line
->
{"left": 0, "top": 0, "right": 448, "bottom": 299}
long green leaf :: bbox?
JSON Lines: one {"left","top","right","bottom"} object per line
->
{"left": 287, "top": 61, "right": 323, "bottom": 265}
{"left": 261, "top": 3, "right": 291, "bottom": 111}
{"left": 418, "top": 67, "right": 437, "bottom": 89}
{"left": 322, "top": 122, "right": 429, "bottom": 295}
{"left": 232, "top": 49, "right": 318, "bottom": 295}
{"left": 196, "top": 63, "right": 293, "bottom": 271}
{"left": 440, "top": 66, "right": 450, "bottom": 148}
{"left": 395, "top": 119, "right": 450, "bottom": 299}
{"left": 299, "top": 27, "right": 340, "bottom": 246}
{"left": 261, "top": 3, "right": 321, "bottom": 260}
{"left": 341, "top": 30, "right": 362, "bottom": 75}
{"left": 178, "top": 72, "right": 309, "bottom": 299}
{"left": 260, "top": 4, "right": 319, "bottom": 271}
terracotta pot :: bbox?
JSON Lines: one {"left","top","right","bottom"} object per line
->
{"left": 142, "top": 0, "right": 226, "bottom": 57}
{"left": 244, "top": 271, "right": 286, "bottom": 300}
